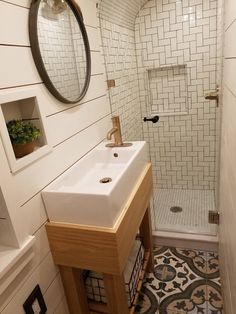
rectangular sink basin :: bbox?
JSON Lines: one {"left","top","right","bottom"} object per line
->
{"left": 42, "top": 141, "right": 148, "bottom": 228}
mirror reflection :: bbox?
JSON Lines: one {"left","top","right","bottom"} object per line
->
{"left": 30, "top": 0, "right": 91, "bottom": 103}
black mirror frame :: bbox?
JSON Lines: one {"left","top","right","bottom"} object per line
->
{"left": 29, "top": 0, "right": 91, "bottom": 104}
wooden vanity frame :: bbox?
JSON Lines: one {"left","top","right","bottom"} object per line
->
{"left": 46, "top": 163, "right": 154, "bottom": 314}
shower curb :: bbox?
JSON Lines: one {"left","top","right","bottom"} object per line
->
{"left": 152, "top": 230, "right": 218, "bottom": 252}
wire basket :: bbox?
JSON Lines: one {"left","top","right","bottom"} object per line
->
{"left": 85, "top": 240, "right": 145, "bottom": 307}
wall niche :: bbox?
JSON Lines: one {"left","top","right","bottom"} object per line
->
{"left": 0, "top": 87, "right": 51, "bottom": 173}
{"left": 147, "top": 64, "right": 189, "bottom": 116}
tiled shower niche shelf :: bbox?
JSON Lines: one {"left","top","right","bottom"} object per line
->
{"left": 147, "top": 65, "right": 189, "bottom": 116}
{"left": 0, "top": 87, "right": 51, "bottom": 173}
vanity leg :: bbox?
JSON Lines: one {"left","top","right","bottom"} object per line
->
{"left": 103, "top": 273, "right": 129, "bottom": 314}
{"left": 139, "top": 206, "right": 154, "bottom": 273}
{"left": 59, "top": 266, "right": 89, "bottom": 314}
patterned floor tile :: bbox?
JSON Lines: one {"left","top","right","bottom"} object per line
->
{"left": 206, "top": 282, "right": 223, "bottom": 314}
{"left": 206, "top": 252, "right": 220, "bottom": 279}
{"left": 135, "top": 247, "right": 223, "bottom": 314}
{"left": 173, "top": 248, "right": 208, "bottom": 278}
{"left": 159, "top": 280, "right": 208, "bottom": 313}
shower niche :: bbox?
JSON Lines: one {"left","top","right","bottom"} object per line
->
{"left": 147, "top": 64, "right": 189, "bottom": 116}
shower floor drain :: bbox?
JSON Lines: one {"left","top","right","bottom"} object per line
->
{"left": 170, "top": 206, "right": 183, "bottom": 213}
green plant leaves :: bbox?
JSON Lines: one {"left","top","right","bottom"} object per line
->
{"left": 6, "top": 119, "right": 41, "bottom": 145}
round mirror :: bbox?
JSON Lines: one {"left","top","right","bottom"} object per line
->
{"left": 29, "top": 0, "right": 91, "bottom": 104}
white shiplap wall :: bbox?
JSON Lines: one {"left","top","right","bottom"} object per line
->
{"left": 219, "top": 0, "right": 236, "bottom": 312}
{"left": 0, "top": 0, "right": 111, "bottom": 312}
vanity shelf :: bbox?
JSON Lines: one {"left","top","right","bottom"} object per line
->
{"left": 46, "top": 163, "right": 154, "bottom": 314}
{"left": 88, "top": 250, "right": 151, "bottom": 314}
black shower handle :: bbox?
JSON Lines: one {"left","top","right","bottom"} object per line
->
{"left": 143, "top": 116, "right": 159, "bottom": 123}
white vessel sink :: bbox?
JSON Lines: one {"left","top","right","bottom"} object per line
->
{"left": 42, "top": 141, "right": 148, "bottom": 228}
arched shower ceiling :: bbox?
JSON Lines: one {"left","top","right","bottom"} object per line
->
{"left": 99, "top": 0, "right": 147, "bottom": 30}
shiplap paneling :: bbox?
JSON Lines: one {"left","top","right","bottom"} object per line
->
{"left": 224, "top": 19, "right": 236, "bottom": 58}
{"left": 2, "top": 0, "right": 98, "bottom": 22}
{"left": 223, "top": 59, "right": 236, "bottom": 96}
{"left": 0, "top": 226, "right": 51, "bottom": 311}
{"left": 91, "top": 51, "right": 105, "bottom": 74}
{"left": 219, "top": 0, "right": 236, "bottom": 309}
{"left": 20, "top": 194, "right": 48, "bottom": 235}
{"left": 220, "top": 165, "right": 236, "bottom": 311}
{"left": 87, "top": 26, "right": 102, "bottom": 51}
{"left": 0, "top": 190, "right": 8, "bottom": 219}
{"left": 1, "top": 0, "right": 31, "bottom": 8}
{"left": 79, "top": 0, "right": 99, "bottom": 28}
{"left": 220, "top": 89, "right": 236, "bottom": 201}
{"left": 43, "top": 274, "right": 65, "bottom": 313}
{"left": 54, "top": 296, "right": 70, "bottom": 314}
{"left": 0, "top": 2, "right": 29, "bottom": 46}
{"left": 1, "top": 253, "right": 58, "bottom": 314}
{"left": 0, "top": 48, "right": 104, "bottom": 90}
{"left": 47, "top": 95, "right": 110, "bottom": 146}
{"left": 0, "top": 0, "right": 111, "bottom": 311}
{"left": 0, "top": 46, "right": 41, "bottom": 89}
{"left": 0, "top": 219, "right": 18, "bottom": 247}
{"left": 224, "top": 0, "right": 236, "bottom": 30}
{"left": 219, "top": 170, "right": 234, "bottom": 314}
{"left": 0, "top": 2, "right": 100, "bottom": 51}
{"left": 0, "top": 75, "right": 108, "bottom": 118}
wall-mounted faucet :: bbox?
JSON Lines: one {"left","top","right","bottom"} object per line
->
{"left": 106, "top": 116, "right": 132, "bottom": 147}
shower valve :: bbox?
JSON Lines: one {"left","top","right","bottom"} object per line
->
{"left": 204, "top": 86, "right": 220, "bottom": 107}
{"left": 143, "top": 116, "right": 160, "bottom": 123}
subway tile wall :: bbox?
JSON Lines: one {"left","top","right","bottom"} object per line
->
{"left": 38, "top": 7, "right": 85, "bottom": 101}
{"left": 100, "top": 19, "right": 143, "bottom": 141}
{"left": 148, "top": 65, "right": 188, "bottom": 115}
{"left": 71, "top": 13, "right": 87, "bottom": 93}
{"left": 135, "top": 0, "right": 219, "bottom": 190}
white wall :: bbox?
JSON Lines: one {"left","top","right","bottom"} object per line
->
{"left": 219, "top": 0, "right": 236, "bottom": 312}
{"left": 0, "top": 0, "right": 111, "bottom": 312}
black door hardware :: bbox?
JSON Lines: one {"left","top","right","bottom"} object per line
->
{"left": 143, "top": 116, "right": 159, "bottom": 123}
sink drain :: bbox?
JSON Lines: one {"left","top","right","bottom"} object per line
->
{"left": 170, "top": 206, "right": 183, "bottom": 213}
{"left": 99, "top": 177, "right": 112, "bottom": 184}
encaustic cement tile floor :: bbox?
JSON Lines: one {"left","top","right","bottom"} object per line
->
{"left": 135, "top": 246, "right": 223, "bottom": 314}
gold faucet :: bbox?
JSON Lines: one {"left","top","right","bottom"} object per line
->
{"left": 106, "top": 116, "right": 123, "bottom": 147}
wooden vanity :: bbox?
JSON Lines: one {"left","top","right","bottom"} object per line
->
{"left": 46, "top": 163, "right": 154, "bottom": 314}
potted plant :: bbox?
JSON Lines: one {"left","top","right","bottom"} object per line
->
{"left": 6, "top": 119, "right": 41, "bottom": 158}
